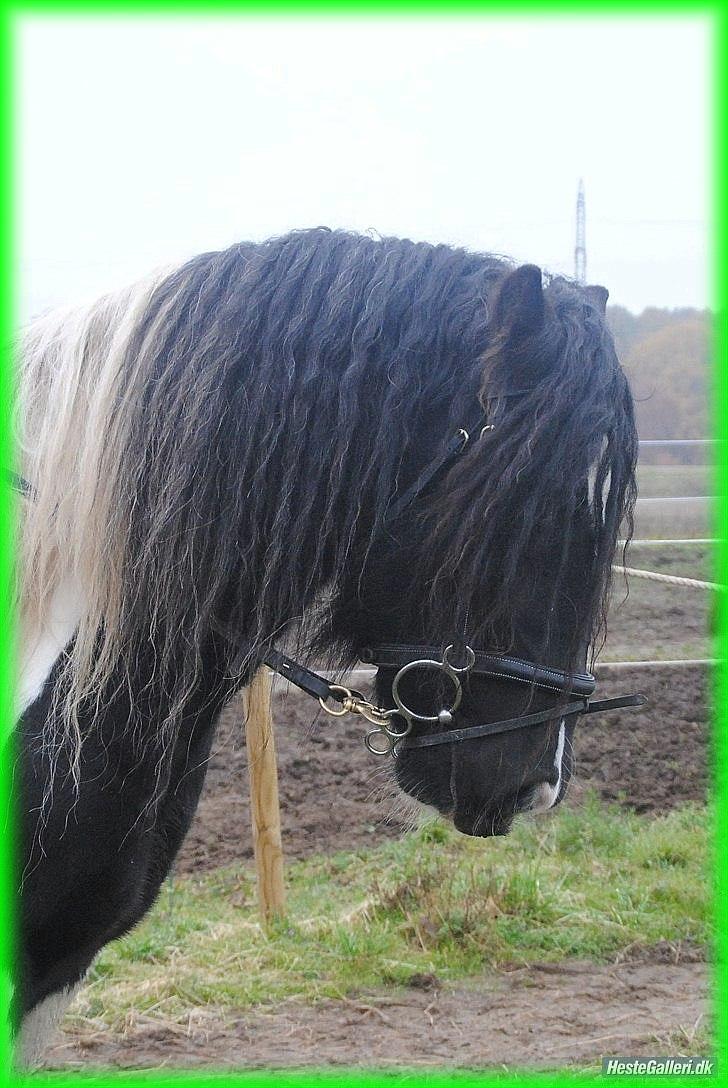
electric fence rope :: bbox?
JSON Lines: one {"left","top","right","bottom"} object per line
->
{"left": 612, "top": 564, "right": 724, "bottom": 592}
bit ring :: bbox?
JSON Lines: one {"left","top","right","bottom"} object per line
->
{"left": 442, "top": 644, "right": 476, "bottom": 674}
{"left": 391, "top": 658, "right": 463, "bottom": 727}
{"left": 365, "top": 729, "right": 394, "bottom": 755}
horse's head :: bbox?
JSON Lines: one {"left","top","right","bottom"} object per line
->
{"left": 364, "top": 546, "right": 597, "bottom": 837}
{"left": 333, "top": 262, "right": 637, "bottom": 837}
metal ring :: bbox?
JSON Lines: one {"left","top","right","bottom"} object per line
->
{"left": 318, "top": 684, "right": 352, "bottom": 717}
{"left": 391, "top": 659, "right": 462, "bottom": 725}
{"left": 365, "top": 729, "right": 393, "bottom": 756}
{"left": 442, "top": 644, "right": 476, "bottom": 674}
{"left": 380, "top": 711, "right": 411, "bottom": 740}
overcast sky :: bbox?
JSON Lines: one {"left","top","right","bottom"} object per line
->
{"left": 17, "top": 15, "right": 710, "bottom": 320}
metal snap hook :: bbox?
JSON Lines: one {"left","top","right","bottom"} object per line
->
{"left": 318, "top": 684, "right": 353, "bottom": 717}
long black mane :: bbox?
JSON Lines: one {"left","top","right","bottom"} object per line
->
{"left": 86, "top": 227, "right": 636, "bottom": 720}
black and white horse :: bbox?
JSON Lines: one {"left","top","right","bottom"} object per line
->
{"left": 12, "top": 228, "right": 637, "bottom": 1063}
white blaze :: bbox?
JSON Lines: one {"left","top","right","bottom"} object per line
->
{"left": 528, "top": 718, "right": 566, "bottom": 813}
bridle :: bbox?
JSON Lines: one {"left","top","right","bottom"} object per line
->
{"left": 250, "top": 408, "right": 644, "bottom": 752}
{"left": 256, "top": 640, "right": 645, "bottom": 756}
{"left": 357, "top": 644, "right": 644, "bottom": 753}
{"left": 7, "top": 407, "right": 646, "bottom": 756}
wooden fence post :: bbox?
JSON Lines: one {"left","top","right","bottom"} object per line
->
{"left": 244, "top": 667, "right": 285, "bottom": 924}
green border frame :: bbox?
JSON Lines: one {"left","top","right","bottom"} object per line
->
{"left": 0, "top": 4, "right": 723, "bottom": 1085}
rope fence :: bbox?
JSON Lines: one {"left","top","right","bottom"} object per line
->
{"left": 618, "top": 539, "right": 717, "bottom": 546}
{"left": 612, "top": 564, "right": 724, "bottom": 592}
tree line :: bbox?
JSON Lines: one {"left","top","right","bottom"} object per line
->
{"left": 607, "top": 305, "right": 711, "bottom": 443}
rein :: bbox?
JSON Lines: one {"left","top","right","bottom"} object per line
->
{"left": 396, "top": 694, "right": 647, "bottom": 749}
{"left": 8, "top": 411, "right": 646, "bottom": 755}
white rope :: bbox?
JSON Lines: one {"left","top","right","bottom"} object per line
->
{"left": 612, "top": 563, "right": 724, "bottom": 592}
{"left": 595, "top": 658, "right": 717, "bottom": 669}
{"left": 618, "top": 538, "right": 717, "bottom": 546}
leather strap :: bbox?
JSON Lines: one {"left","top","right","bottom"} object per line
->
{"left": 362, "top": 645, "right": 597, "bottom": 697}
{"left": 584, "top": 693, "right": 647, "bottom": 714}
{"left": 381, "top": 416, "right": 486, "bottom": 530}
{"left": 399, "top": 699, "right": 588, "bottom": 748}
{"left": 260, "top": 647, "right": 342, "bottom": 704}
{"left": 399, "top": 692, "right": 646, "bottom": 749}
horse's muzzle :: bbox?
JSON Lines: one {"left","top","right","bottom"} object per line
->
{"left": 452, "top": 805, "right": 515, "bottom": 837}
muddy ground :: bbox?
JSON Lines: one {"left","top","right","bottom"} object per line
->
{"left": 51, "top": 947, "right": 707, "bottom": 1071}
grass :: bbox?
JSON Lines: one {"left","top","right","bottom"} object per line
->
{"left": 636, "top": 464, "right": 711, "bottom": 500}
{"left": 614, "top": 645, "right": 712, "bottom": 662}
{"left": 633, "top": 499, "right": 712, "bottom": 541}
{"left": 604, "top": 540, "right": 714, "bottom": 661}
{"left": 67, "top": 795, "right": 711, "bottom": 1031}
{"left": 650, "top": 1019, "right": 713, "bottom": 1059}
{"left": 623, "top": 540, "right": 713, "bottom": 570}
{"left": 628, "top": 466, "right": 714, "bottom": 537}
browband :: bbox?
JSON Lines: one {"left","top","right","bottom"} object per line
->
{"left": 360, "top": 645, "right": 597, "bottom": 698}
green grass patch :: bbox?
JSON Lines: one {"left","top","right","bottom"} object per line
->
{"left": 636, "top": 464, "right": 711, "bottom": 499}
{"left": 605, "top": 540, "right": 713, "bottom": 660}
{"left": 70, "top": 795, "right": 711, "bottom": 1030}
{"left": 603, "top": 642, "right": 711, "bottom": 662}
{"left": 622, "top": 540, "right": 713, "bottom": 571}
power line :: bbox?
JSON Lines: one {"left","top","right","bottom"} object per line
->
{"left": 574, "top": 178, "right": 586, "bottom": 285}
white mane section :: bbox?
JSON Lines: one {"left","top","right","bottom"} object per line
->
{"left": 16, "top": 268, "right": 173, "bottom": 759}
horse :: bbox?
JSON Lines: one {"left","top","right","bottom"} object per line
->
{"left": 10, "top": 227, "right": 638, "bottom": 1065}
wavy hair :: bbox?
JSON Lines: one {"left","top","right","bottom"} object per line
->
{"left": 16, "top": 228, "right": 637, "bottom": 776}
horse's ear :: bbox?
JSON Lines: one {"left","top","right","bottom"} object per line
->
{"left": 585, "top": 284, "right": 609, "bottom": 314}
{"left": 491, "top": 264, "right": 545, "bottom": 345}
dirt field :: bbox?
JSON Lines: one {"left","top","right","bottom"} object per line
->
{"left": 50, "top": 947, "right": 707, "bottom": 1071}
{"left": 52, "top": 552, "right": 713, "bottom": 1071}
